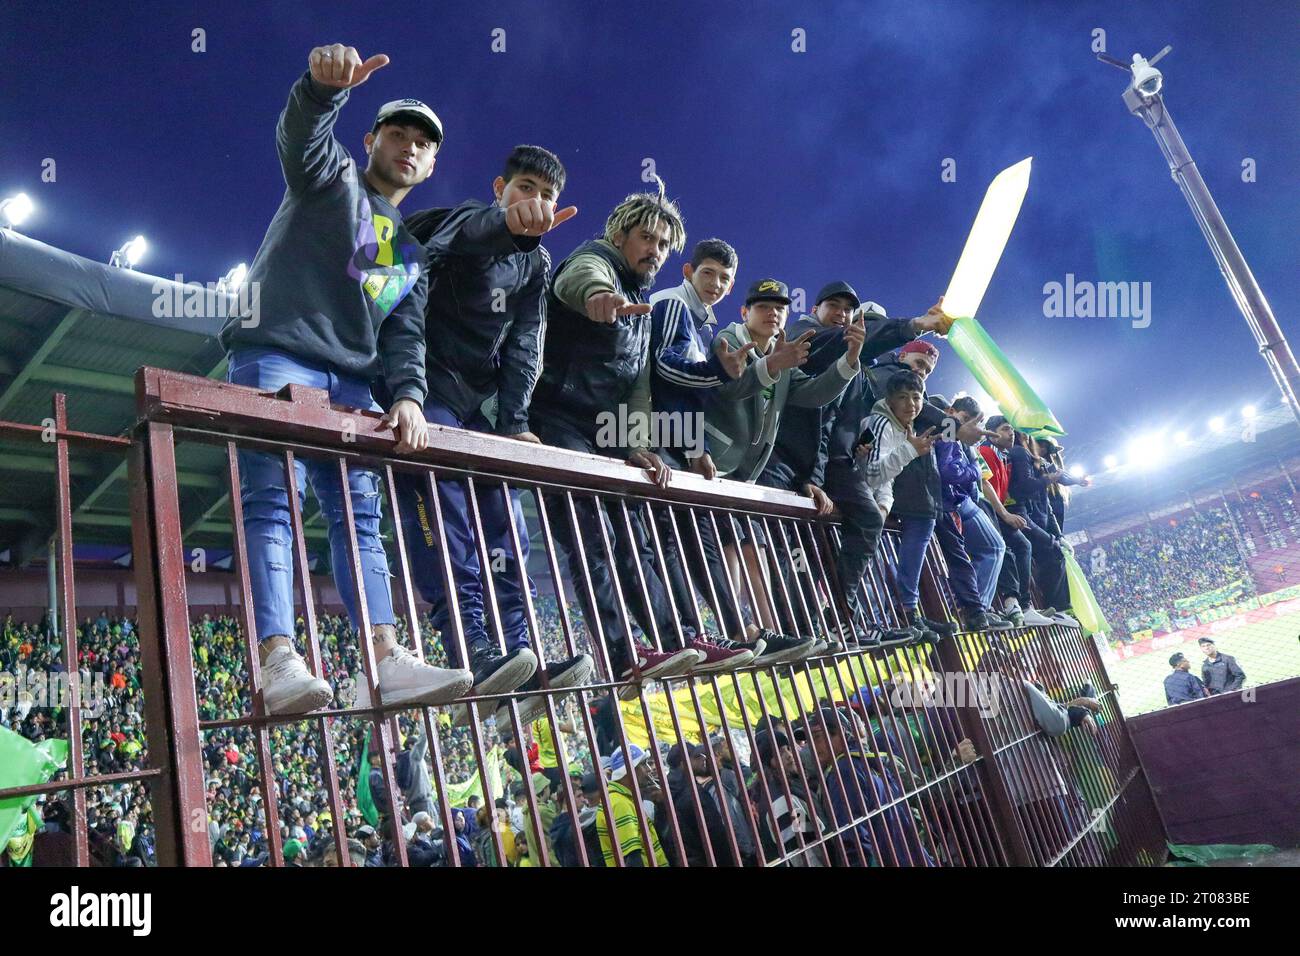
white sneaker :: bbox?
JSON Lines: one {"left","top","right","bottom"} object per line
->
{"left": 375, "top": 645, "right": 474, "bottom": 707}
{"left": 261, "top": 645, "right": 333, "bottom": 716}
{"left": 1022, "top": 608, "right": 1054, "bottom": 627}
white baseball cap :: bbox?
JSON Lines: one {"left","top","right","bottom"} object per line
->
{"left": 373, "top": 98, "right": 444, "bottom": 144}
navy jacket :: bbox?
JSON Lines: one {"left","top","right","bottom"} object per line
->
{"left": 936, "top": 440, "right": 983, "bottom": 512}
{"left": 647, "top": 279, "right": 727, "bottom": 459}
{"left": 1164, "top": 669, "right": 1209, "bottom": 705}
{"left": 404, "top": 200, "right": 549, "bottom": 433}
{"left": 1202, "top": 653, "right": 1246, "bottom": 694}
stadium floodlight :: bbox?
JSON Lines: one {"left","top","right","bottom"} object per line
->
{"left": 1242, "top": 404, "right": 1257, "bottom": 420}
{"left": 217, "top": 262, "right": 248, "bottom": 293}
{"left": 109, "top": 235, "right": 147, "bottom": 269}
{"left": 1209, "top": 416, "right": 1225, "bottom": 433}
{"left": 1099, "top": 46, "right": 1300, "bottom": 427}
{"left": 1175, "top": 430, "right": 1191, "bottom": 446}
{"left": 0, "top": 192, "right": 34, "bottom": 229}
{"left": 1069, "top": 463, "right": 1086, "bottom": 478}
{"left": 1103, "top": 454, "right": 1119, "bottom": 470}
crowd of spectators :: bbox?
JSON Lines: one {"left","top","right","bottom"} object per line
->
{"left": 1078, "top": 482, "right": 1300, "bottom": 642}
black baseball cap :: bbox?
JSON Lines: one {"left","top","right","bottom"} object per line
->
{"left": 667, "top": 741, "right": 706, "bottom": 769}
{"left": 745, "top": 278, "right": 792, "bottom": 307}
{"left": 815, "top": 281, "right": 860, "bottom": 310}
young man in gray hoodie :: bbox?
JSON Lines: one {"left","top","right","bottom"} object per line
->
{"left": 217, "top": 43, "right": 471, "bottom": 714}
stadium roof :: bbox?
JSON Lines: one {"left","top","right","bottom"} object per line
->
{"left": 0, "top": 230, "right": 269, "bottom": 566}
{"left": 1067, "top": 404, "right": 1300, "bottom": 536}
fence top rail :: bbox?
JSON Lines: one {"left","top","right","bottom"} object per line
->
{"left": 0, "top": 417, "right": 132, "bottom": 451}
{"left": 135, "top": 366, "right": 821, "bottom": 516}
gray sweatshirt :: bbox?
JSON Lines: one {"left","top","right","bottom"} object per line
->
{"left": 219, "top": 72, "right": 428, "bottom": 406}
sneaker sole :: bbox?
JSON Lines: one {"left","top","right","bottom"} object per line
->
{"left": 689, "top": 650, "right": 755, "bottom": 674}
{"left": 755, "top": 642, "right": 816, "bottom": 665}
{"left": 473, "top": 649, "right": 539, "bottom": 697}
{"left": 495, "top": 656, "right": 599, "bottom": 726}
{"left": 381, "top": 672, "right": 475, "bottom": 708}
{"left": 545, "top": 655, "right": 596, "bottom": 690}
{"left": 265, "top": 680, "right": 333, "bottom": 716}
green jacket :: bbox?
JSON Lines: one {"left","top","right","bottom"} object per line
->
{"left": 704, "top": 321, "right": 857, "bottom": 482}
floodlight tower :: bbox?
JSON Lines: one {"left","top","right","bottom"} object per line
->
{"left": 1099, "top": 47, "right": 1300, "bottom": 427}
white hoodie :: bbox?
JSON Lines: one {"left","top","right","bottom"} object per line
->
{"left": 858, "top": 397, "right": 920, "bottom": 515}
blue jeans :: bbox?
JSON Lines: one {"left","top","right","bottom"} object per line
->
{"left": 393, "top": 399, "right": 534, "bottom": 668}
{"left": 893, "top": 515, "right": 936, "bottom": 611}
{"left": 955, "top": 498, "right": 1007, "bottom": 609}
{"left": 227, "top": 348, "right": 396, "bottom": 642}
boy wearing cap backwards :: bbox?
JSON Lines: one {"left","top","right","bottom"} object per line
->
{"left": 392, "top": 145, "right": 594, "bottom": 723}
{"left": 758, "top": 285, "right": 953, "bottom": 647}
{"left": 597, "top": 745, "right": 670, "bottom": 866}
{"left": 218, "top": 43, "right": 472, "bottom": 715}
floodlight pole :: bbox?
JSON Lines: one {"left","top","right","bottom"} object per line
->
{"left": 1119, "top": 78, "right": 1300, "bottom": 426}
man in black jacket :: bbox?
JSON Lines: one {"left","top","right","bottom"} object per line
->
{"left": 530, "top": 188, "right": 731, "bottom": 689}
{"left": 757, "top": 285, "right": 952, "bottom": 646}
{"left": 394, "top": 146, "right": 593, "bottom": 719}
{"left": 1198, "top": 638, "right": 1246, "bottom": 694}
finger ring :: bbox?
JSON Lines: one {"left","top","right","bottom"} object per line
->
{"left": 322, "top": 51, "right": 333, "bottom": 58}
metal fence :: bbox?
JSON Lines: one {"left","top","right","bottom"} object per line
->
{"left": 0, "top": 368, "right": 1167, "bottom": 867}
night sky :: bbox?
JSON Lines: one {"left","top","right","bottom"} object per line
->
{"left": 4, "top": 0, "right": 1296, "bottom": 470}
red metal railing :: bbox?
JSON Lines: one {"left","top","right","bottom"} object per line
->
{"left": 0, "top": 369, "right": 1168, "bottom": 867}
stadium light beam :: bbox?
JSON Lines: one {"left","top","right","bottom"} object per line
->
{"left": 1103, "top": 454, "right": 1119, "bottom": 470}
{"left": 1101, "top": 47, "right": 1300, "bottom": 428}
{"left": 109, "top": 235, "right": 147, "bottom": 269}
{"left": 1209, "top": 416, "right": 1225, "bottom": 433}
{"left": 1175, "top": 430, "right": 1191, "bottom": 446}
{"left": 1069, "top": 463, "right": 1086, "bottom": 478}
{"left": 0, "top": 192, "right": 34, "bottom": 229}
{"left": 1242, "top": 404, "right": 1257, "bottom": 420}
{"left": 941, "top": 157, "right": 1032, "bottom": 319}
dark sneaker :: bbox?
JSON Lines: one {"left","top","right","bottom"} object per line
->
{"left": 495, "top": 654, "right": 595, "bottom": 726}
{"left": 716, "top": 635, "right": 768, "bottom": 659}
{"left": 999, "top": 606, "right": 1025, "bottom": 628}
{"left": 904, "top": 611, "right": 941, "bottom": 644}
{"left": 687, "top": 638, "right": 754, "bottom": 673}
{"left": 861, "top": 622, "right": 918, "bottom": 647}
{"left": 752, "top": 631, "right": 816, "bottom": 665}
{"left": 449, "top": 646, "right": 539, "bottom": 726}
{"left": 960, "top": 609, "right": 1013, "bottom": 633}
{"left": 469, "top": 646, "right": 538, "bottom": 696}
{"left": 917, "top": 614, "right": 958, "bottom": 638}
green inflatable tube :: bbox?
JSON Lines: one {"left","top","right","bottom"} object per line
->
{"left": 947, "top": 316, "right": 1065, "bottom": 437}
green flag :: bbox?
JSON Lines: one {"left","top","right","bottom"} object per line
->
{"left": 357, "top": 728, "right": 379, "bottom": 828}
{"left": 1063, "top": 545, "right": 1111, "bottom": 636}
{"left": 947, "top": 317, "right": 1065, "bottom": 437}
{"left": 0, "top": 726, "right": 68, "bottom": 840}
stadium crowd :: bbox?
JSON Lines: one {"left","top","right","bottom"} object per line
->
{"left": 1082, "top": 508, "right": 1252, "bottom": 641}
{"left": 4, "top": 607, "right": 1117, "bottom": 867}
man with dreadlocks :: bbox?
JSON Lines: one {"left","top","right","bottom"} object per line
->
{"left": 530, "top": 183, "right": 750, "bottom": 692}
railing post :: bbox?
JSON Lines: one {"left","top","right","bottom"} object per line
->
{"left": 131, "top": 422, "right": 211, "bottom": 865}
{"left": 921, "top": 562, "right": 1037, "bottom": 866}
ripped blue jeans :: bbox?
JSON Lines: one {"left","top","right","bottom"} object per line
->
{"left": 228, "top": 348, "right": 396, "bottom": 642}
